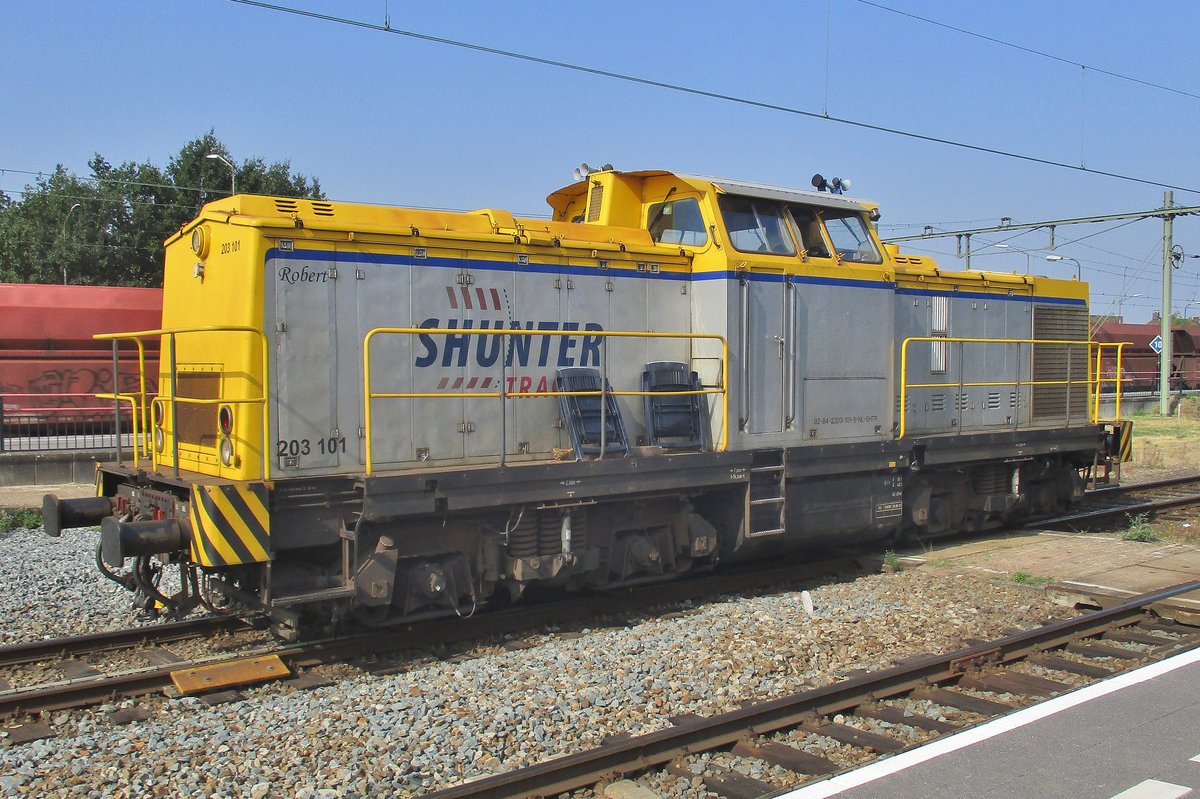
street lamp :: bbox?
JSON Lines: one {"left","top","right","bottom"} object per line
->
{"left": 205, "top": 153, "right": 236, "bottom": 196}
{"left": 1117, "top": 293, "right": 1145, "bottom": 320}
{"left": 60, "top": 203, "right": 81, "bottom": 285}
{"left": 1045, "top": 254, "right": 1081, "bottom": 280}
{"left": 994, "top": 243, "right": 1031, "bottom": 273}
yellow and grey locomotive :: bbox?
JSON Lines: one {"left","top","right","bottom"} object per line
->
{"left": 45, "top": 167, "right": 1129, "bottom": 638}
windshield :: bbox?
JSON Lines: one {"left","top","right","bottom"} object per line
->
{"left": 822, "top": 210, "right": 882, "bottom": 264}
{"left": 647, "top": 197, "right": 708, "bottom": 246}
{"left": 787, "top": 205, "right": 832, "bottom": 259}
{"left": 718, "top": 195, "right": 796, "bottom": 256}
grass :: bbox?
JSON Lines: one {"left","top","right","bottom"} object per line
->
{"left": 882, "top": 550, "right": 902, "bottom": 573}
{"left": 1010, "top": 570, "right": 1053, "bottom": 585}
{"left": 0, "top": 508, "right": 42, "bottom": 535}
{"left": 1120, "top": 514, "right": 1160, "bottom": 543}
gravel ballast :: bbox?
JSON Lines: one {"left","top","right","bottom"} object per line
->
{"left": 0, "top": 524, "right": 1076, "bottom": 799}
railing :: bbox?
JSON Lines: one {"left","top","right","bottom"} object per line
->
{"left": 0, "top": 395, "right": 136, "bottom": 453}
{"left": 94, "top": 326, "right": 271, "bottom": 480}
{"left": 897, "top": 337, "right": 1128, "bottom": 439}
{"left": 363, "top": 328, "right": 728, "bottom": 476}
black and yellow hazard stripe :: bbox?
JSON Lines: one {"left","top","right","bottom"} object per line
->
{"left": 188, "top": 483, "right": 271, "bottom": 567}
{"left": 1115, "top": 419, "right": 1134, "bottom": 463}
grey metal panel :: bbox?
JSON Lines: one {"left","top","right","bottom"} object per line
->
{"left": 270, "top": 256, "right": 341, "bottom": 473}
{"left": 409, "top": 258, "right": 466, "bottom": 462}
{"left": 797, "top": 282, "right": 891, "bottom": 442}
{"left": 746, "top": 277, "right": 785, "bottom": 433}
{"left": 358, "top": 258, "right": 418, "bottom": 467}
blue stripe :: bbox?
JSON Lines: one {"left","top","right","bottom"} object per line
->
{"left": 265, "top": 248, "right": 1087, "bottom": 306}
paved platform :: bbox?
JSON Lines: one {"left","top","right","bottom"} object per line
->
{"left": 0, "top": 482, "right": 93, "bottom": 508}
{"left": 901, "top": 531, "right": 1200, "bottom": 621}
{"left": 782, "top": 648, "right": 1200, "bottom": 799}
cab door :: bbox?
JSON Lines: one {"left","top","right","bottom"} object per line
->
{"left": 744, "top": 274, "right": 788, "bottom": 434}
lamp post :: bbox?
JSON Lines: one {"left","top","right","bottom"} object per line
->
{"left": 205, "top": 153, "right": 236, "bottom": 196}
{"left": 1045, "top": 254, "right": 1081, "bottom": 280}
{"left": 1117, "top": 293, "right": 1144, "bottom": 320}
{"left": 60, "top": 202, "right": 81, "bottom": 285}
{"left": 994, "top": 243, "right": 1031, "bottom": 273}
{"left": 1180, "top": 298, "right": 1199, "bottom": 325}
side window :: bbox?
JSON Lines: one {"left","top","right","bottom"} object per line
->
{"left": 787, "top": 206, "right": 831, "bottom": 259}
{"left": 647, "top": 197, "right": 708, "bottom": 246}
{"left": 717, "top": 195, "right": 796, "bottom": 256}
{"left": 823, "top": 211, "right": 883, "bottom": 264}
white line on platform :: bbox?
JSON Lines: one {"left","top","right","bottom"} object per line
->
{"left": 777, "top": 647, "right": 1200, "bottom": 799}
{"left": 1107, "top": 779, "right": 1192, "bottom": 799}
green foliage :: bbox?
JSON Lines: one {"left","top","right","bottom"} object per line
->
{"left": 0, "top": 508, "right": 42, "bottom": 534}
{"left": 1010, "top": 570, "right": 1052, "bottom": 585}
{"left": 882, "top": 549, "right": 902, "bottom": 573}
{"left": 1121, "top": 514, "right": 1159, "bottom": 543}
{"left": 0, "top": 131, "right": 323, "bottom": 287}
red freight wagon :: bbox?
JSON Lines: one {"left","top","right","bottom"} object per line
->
{"left": 0, "top": 283, "right": 162, "bottom": 422}
{"left": 1091, "top": 320, "right": 1200, "bottom": 392}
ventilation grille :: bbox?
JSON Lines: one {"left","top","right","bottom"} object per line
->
{"left": 895, "top": 394, "right": 911, "bottom": 413}
{"left": 986, "top": 392, "right": 1002, "bottom": 410}
{"left": 175, "top": 372, "right": 220, "bottom": 448}
{"left": 586, "top": 183, "right": 604, "bottom": 223}
{"left": 1032, "top": 305, "right": 1088, "bottom": 419}
{"left": 275, "top": 199, "right": 299, "bottom": 214}
{"left": 955, "top": 393, "right": 970, "bottom": 410}
{"left": 930, "top": 393, "right": 945, "bottom": 412}
{"left": 311, "top": 201, "right": 335, "bottom": 217}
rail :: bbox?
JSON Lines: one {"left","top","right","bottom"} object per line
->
{"left": 898, "top": 337, "right": 1127, "bottom": 439}
{"left": 94, "top": 326, "right": 271, "bottom": 480}
{"left": 362, "top": 328, "right": 728, "bottom": 476}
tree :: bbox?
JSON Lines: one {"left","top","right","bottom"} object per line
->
{"left": 0, "top": 132, "right": 324, "bottom": 287}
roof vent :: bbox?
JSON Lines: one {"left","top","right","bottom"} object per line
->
{"left": 275, "top": 199, "right": 299, "bottom": 214}
{"left": 311, "top": 201, "right": 335, "bottom": 217}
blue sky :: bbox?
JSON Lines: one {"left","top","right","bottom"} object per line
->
{"left": 3, "top": 0, "right": 1198, "bottom": 321}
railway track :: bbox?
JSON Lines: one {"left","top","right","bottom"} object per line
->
{"left": 421, "top": 579, "right": 1200, "bottom": 799}
{"left": 0, "top": 555, "right": 863, "bottom": 723}
{"left": 1033, "top": 472, "right": 1200, "bottom": 531}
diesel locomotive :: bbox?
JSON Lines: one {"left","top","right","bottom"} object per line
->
{"left": 45, "top": 166, "right": 1130, "bottom": 638}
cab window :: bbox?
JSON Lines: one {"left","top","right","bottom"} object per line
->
{"left": 822, "top": 210, "right": 882, "bottom": 264}
{"left": 787, "top": 205, "right": 832, "bottom": 259}
{"left": 718, "top": 195, "right": 796, "bottom": 256}
{"left": 647, "top": 197, "right": 708, "bottom": 246}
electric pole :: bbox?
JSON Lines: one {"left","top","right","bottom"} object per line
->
{"left": 1161, "top": 192, "right": 1173, "bottom": 415}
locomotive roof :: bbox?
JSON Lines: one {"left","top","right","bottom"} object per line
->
{"left": 546, "top": 169, "right": 875, "bottom": 213}
{"left": 680, "top": 174, "right": 874, "bottom": 212}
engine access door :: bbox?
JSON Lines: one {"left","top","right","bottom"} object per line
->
{"left": 268, "top": 252, "right": 346, "bottom": 474}
{"left": 744, "top": 276, "right": 790, "bottom": 434}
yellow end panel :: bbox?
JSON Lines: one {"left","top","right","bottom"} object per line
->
{"left": 162, "top": 213, "right": 269, "bottom": 481}
{"left": 188, "top": 483, "right": 271, "bottom": 567}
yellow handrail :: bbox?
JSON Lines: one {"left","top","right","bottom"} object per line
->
{"left": 94, "top": 326, "right": 271, "bottom": 480}
{"left": 363, "top": 328, "right": 729, "bottom": 475}
{"left": 94, "top": 393, "right": 145, "bottom": 464}
{"left": 897, "top": 336, "right": 1129, "bottom": 439}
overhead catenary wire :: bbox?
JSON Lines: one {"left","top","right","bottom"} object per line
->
{"left": 227, "top": 0, "right": 1200, "bottom": 196}
{"left": 853, "top": 0, "right": 1200, "bottom": 102}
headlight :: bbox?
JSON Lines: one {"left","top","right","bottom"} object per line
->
{"left": 155, "top": 426, "right": 165, "bottom": 453}
{"left": 219, "top": 436, "right": 234, "bottom": 467}
{"left": 191, "top": 226, "right": 210, "bottom": 258}
{"left": 218, "top": 405, "right": 233, "bottom": 436}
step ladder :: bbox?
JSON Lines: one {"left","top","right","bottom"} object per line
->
{"left": 746, "top": 449, "right": 787, "bottom": 538}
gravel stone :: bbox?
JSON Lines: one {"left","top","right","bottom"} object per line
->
{"left": 0, "top": 554, "right": 1079, "bottom": 797}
